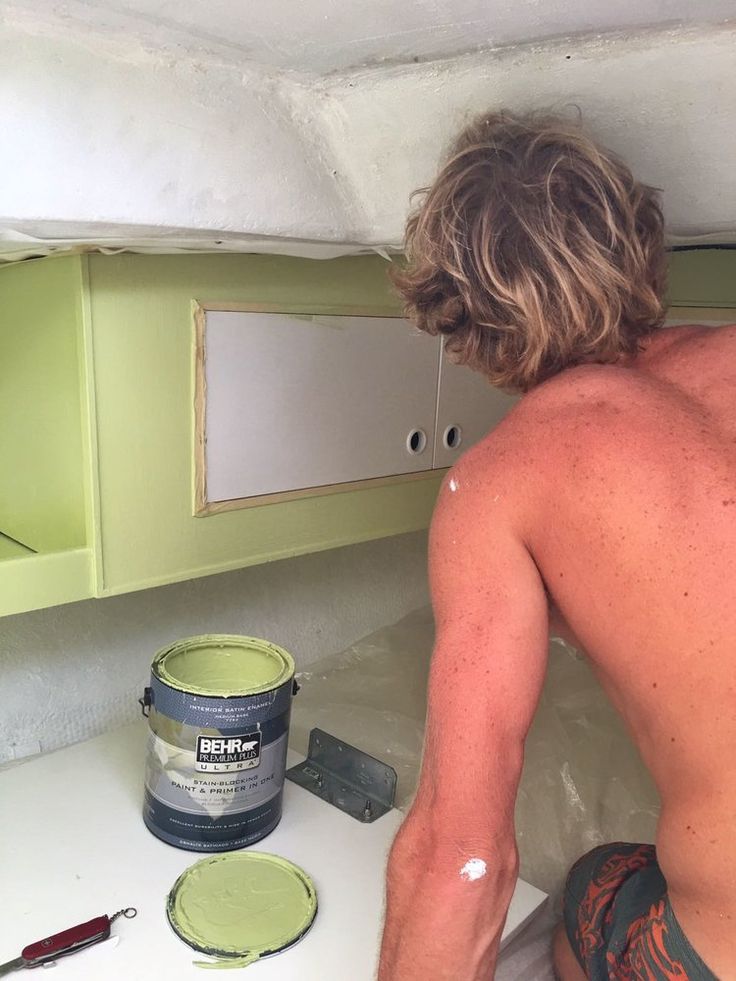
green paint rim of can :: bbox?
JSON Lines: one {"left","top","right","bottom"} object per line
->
{"left": 152, "top": 634, "right": 295, "bottom": 697}
{"left": 166, "top": 852, "right": 318, "bottom": 966}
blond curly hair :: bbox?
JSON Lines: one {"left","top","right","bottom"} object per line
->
{"left": 392, "top": 111, "right": 667, "bottom": 392}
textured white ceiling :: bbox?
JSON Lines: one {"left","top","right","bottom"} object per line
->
{"left": 2, "top": 7, "right": 736, "bottom": 259}
{"left": 7, "top": 0, "right": 736, "bottom": 73}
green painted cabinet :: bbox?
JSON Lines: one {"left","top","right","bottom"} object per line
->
{"left": 1, "top": 248, "right": 735, "bottom": 618}
{"left": 0, "top": 253, "right": 442, "bottom": 616}
{"left": 0, "top": 257, "right": 95, "bottom": 615}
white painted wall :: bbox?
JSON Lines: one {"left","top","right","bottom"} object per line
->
{"left": 0, "top": 531, "right": 429, "bottom": 765}
{"left": 1, "top": 18, "right": 735, "bottom": 260}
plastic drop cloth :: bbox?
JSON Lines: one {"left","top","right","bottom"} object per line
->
{"left": 290, "top": 606, "right": 660, "bottom": 978}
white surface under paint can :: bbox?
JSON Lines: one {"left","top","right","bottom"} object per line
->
{"left": 141, "top": 634, "right": 296, "bottom": 851}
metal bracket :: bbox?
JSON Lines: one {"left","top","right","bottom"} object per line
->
{"left": 286, "top": 728, "right": 397, "bottom": 823}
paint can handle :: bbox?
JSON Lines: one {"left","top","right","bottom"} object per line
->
{"left": 139, "top": 687, "right": 153, "bottom": 718}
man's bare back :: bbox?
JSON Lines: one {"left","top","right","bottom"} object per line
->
{"left": 379, "top": 324, "right": 735, "bottom": 980}
{"left": 378, "top": 111, "right": 730, "bottom": 981}
{"left": 494, "top": 323, "right": 736, "bottom": 976}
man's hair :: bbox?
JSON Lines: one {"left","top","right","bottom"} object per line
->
{"left": 392, "top": 110, "right": 667, "bottom": 392}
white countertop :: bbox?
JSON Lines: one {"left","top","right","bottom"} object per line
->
{"left": 0, "top": 723, "right": 546, "bottom": 979}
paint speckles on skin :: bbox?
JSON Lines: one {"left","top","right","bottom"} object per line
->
{"left": 459, "top": 858, "right": 487, "bottom": 882}
{"left": 449, "top": 477, "right": 459, "bottom": 493}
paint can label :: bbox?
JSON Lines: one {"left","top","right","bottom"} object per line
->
{"left": 195, "top": 732, "right": 262, "bottom": 772}
{"left": 145, "top": 730, "right": 285, "bottom": 816}
{"left": 143, "top": 729, "right": 288, "bottom": 850}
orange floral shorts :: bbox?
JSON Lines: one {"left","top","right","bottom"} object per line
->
{"left": 562, "top": 842, "right": 716, "bottom": 979}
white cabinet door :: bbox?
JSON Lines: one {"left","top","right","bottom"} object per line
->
{"left": 433, "top": 355, "right": 518, "bottom": 470}
{"left": 203, "top": 311, "right": 440, "bottom": 504}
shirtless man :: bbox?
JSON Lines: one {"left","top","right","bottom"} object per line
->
{"left": 377, "top": 111, "right": 735, "bottom": 980}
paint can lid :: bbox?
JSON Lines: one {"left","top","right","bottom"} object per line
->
{"left": 152, "top": 634, "right": 295, "bottom": 696}
{"left": 167, "top": 852, "right": 318, "bottom": 968}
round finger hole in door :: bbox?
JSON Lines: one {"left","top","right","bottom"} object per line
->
{"left": 406, "top": 429, "right": 427, "bottom": 454}
{"left": 443, "top": 425, "right": 462, "bottom": 450}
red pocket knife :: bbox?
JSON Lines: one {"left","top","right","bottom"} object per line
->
{"left": 0, "top": 908, "right": 136, "bottom": 975}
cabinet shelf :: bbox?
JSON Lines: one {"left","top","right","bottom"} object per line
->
{"left": 0, "top": 547, "right": 93, "bottom": 618}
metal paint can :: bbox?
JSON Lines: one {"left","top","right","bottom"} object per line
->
{"left": 141, "top": 634, "right": 296, "bottom": 851}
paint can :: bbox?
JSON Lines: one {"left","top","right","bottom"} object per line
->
{"left": 141, "top": 634, "right": 296, "bottom": 851}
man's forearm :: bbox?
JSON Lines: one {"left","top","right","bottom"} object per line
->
{"left": 378, "top": 817, "right": 518, "bottom": 981}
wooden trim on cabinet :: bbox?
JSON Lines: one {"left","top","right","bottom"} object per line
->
{"left": 193, "top": 302, "right": 209, "bottom": 515}
{"left": 197, "top": 468, "right": 445, "bottom": 516}
{"left": 196, "top": 300, "right": 401, "bottom": 318}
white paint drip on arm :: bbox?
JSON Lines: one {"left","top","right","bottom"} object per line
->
{"left": 459, "top": 858, "right": 487, "bottom": 882}
{"left": 448, "top": 477, "right": 458, "bottom": 493}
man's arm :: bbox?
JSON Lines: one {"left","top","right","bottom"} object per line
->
{"left": 378, "top": 460, "right": 548, "bottom": 981}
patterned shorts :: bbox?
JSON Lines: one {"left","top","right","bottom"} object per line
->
{"left": 562, "top": 842, "right": 716, "bottom": 979}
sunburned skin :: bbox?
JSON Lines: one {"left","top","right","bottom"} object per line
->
{"left": 167, "top": 853, "right": 318, "bottom": 970}
{"left": 468, "top": 325, "right": 736, "bottom": 977}
{"left": 154, "top": 636, "right": 294, "bottom": 696}
{"left": 379, "top": 323, "right": 736, "bottom": 981}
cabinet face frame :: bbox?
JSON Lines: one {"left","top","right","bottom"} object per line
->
{"left": 193, "top": 301, "right": 443, "bottom": 517}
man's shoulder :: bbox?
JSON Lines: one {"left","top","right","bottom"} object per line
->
{"left": 447, "top": 364, "right": 652, "bottom": 507}
{"left": 515, "top": 363, "right": 646, "bottom": 425}
{"left": 480, "top": 364, "right": 642, "bottom": 458}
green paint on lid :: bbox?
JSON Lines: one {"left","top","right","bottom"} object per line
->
{"left": 167, "top": 852, "right": 318, "bottom": 969}
{"left": 152, "top": 635, "right": 295, "bottom": 696}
